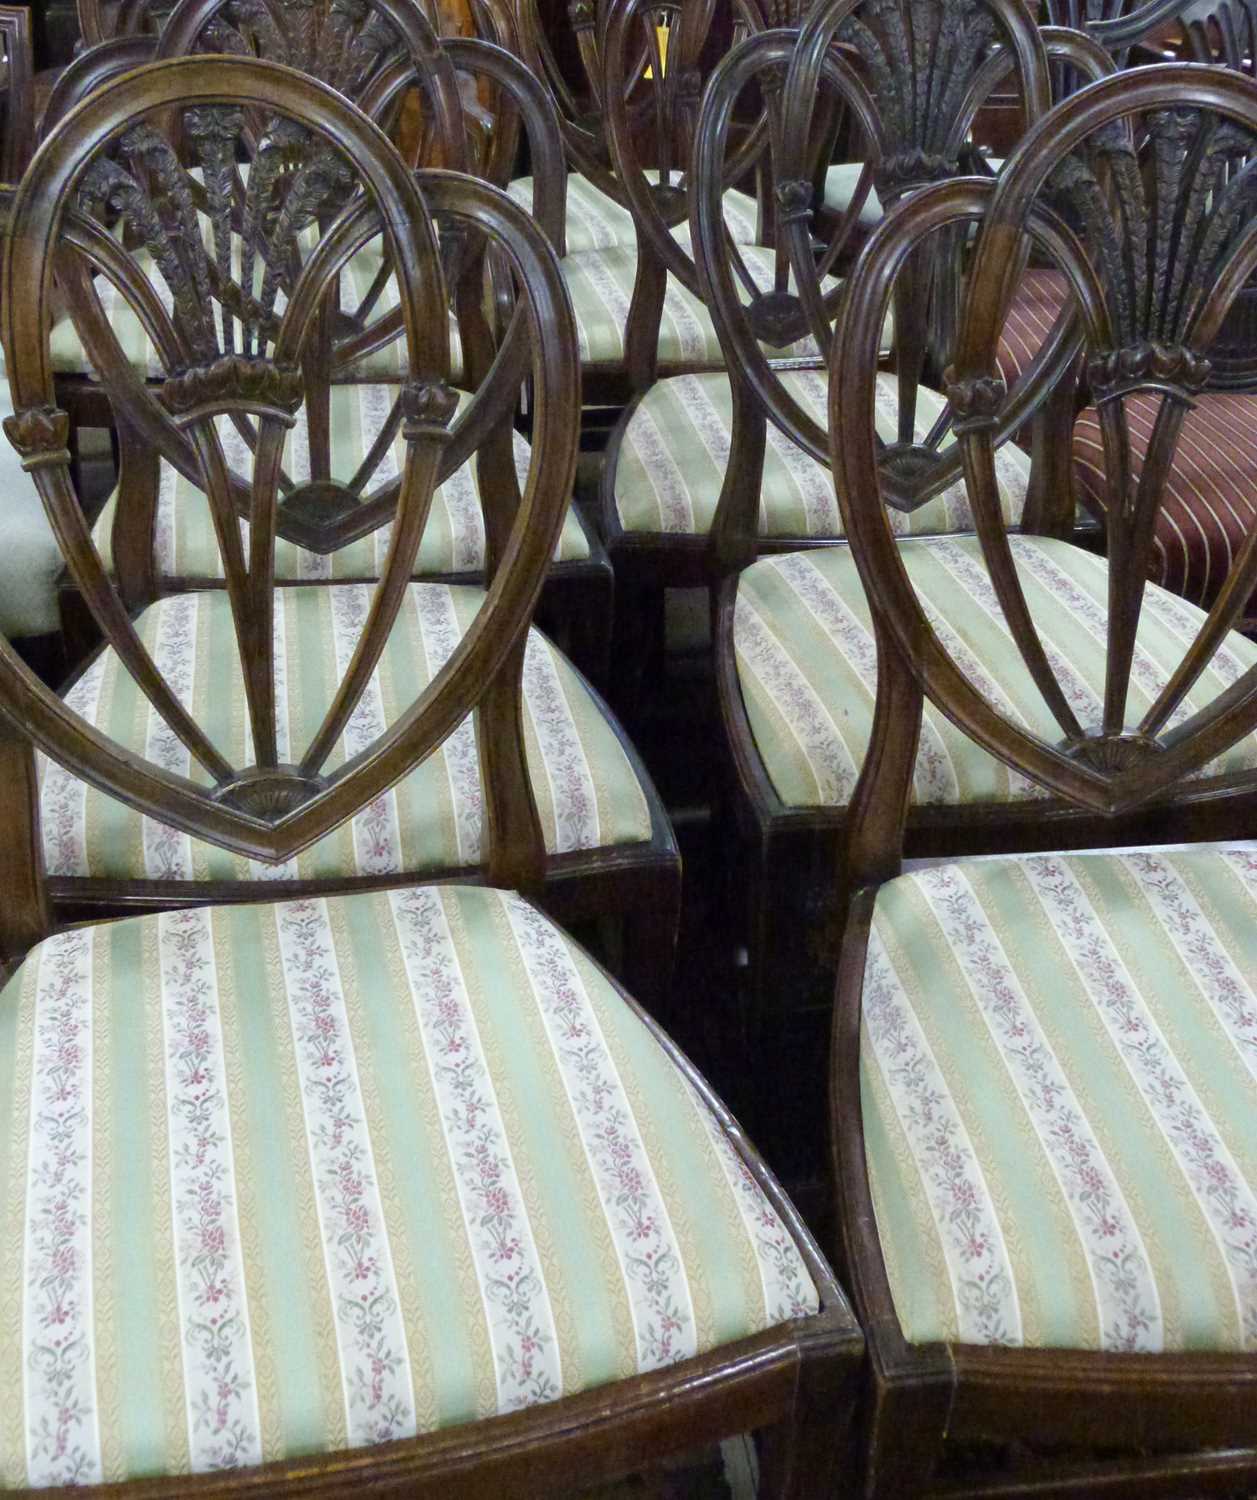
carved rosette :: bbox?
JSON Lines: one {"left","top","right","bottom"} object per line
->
{"left": 400, "top": 380, "right": 460, "bottom": 441}
{"left": 3, "top": 406, "right": 72, "bottom": 472}
{"left": 1066, "top": 732, "right": 1165, "bottom": 773}
{"left": 775, "top": 178, "right": 814, "bottom": 227}
{"left": 161, "top": 355, "right": 305, "bottom": 422}
{"left": 943, "top": 370, "right": 1006, "bottom": 432}
{"left": 1088, "top": 343, "right": 1212, "bottom": 403}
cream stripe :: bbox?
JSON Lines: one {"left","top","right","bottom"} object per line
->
{"left": 327, "top": 585, "right": 404, "bottom": 878}
{"left": 1, "top": 964, "right": 37, "bottom": 1485}
{"left": 22, "top": 928, "right": 103, "bottom": 1486}
{"left": 863, "top": 917, "right": 1022, "bottom": 1345}
{"left": 502, "top": 894, "right": 698, "bottom": 1368}
{"left": 143, "top": 591, "right": 199, "bottom": 880}
{"left": 250, "top": 587, "right": 298, "bottom": 882}
{"left": 411, "top": 586, "right": 480, "bottom": 865}
{"left": 158, "top": 907, "right": 262, "bottom": 1469}
{"left": 521, "top": 639, "right": 600, "bottom": 853}
{"left": 274, "top": 898, "right": 417, "bottom": 1445}
{"left": 389, "top": 885, "right": 562, "bottom": 1410}
{"left": 916, "top": 865, "right": 1162, "bottom": 1351}
{"left": 1023, "top": 856, "right": 1257, "bottom": 1349}
{"left": 39, "top": 653, "right": 108, "bottom": 878}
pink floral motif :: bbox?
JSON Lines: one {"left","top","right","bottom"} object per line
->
{"left": 158, "top": 907, "right": 261, "bottom": 1469}
{"left": 389, "top": 887, "right": 561, "bottom": 1410}
{"left": 23, "top": 928, "right": 101, "bottom": 1486}
{"left": 520, "top": 641, "right": 599, "bottom": 853}
{"left": 1021, "top": 855, "right": 1257, "bottom": 1350}
{"left": 915, "top": 864, "right": 1161, "bottom": 1352}
{"left": 503, "top": 895, "right": 696, "bottom": 1369}
{"left": 275, "top": 899, "right": 415, "bottom": 1443}
{"left": 144, "top": 592, "right": 200, "bottom": 881}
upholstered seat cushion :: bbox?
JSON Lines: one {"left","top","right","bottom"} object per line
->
{"left": 89, "top": 387, "right": 590, "bottom": 584}
{"left": 48, "top": 239, "right": 460, "bottom": 385}
{"left": 995, "top": 268, "right": 1069, "bottom": 388}
{"left": 822, "top": 162, "right": 884, "bottom": 228}
{"left": 1073, "top": 392, "right": 1257, "bottom": 611}
{"left": 0, "top": 884, "right": 818, "bottom": 1487}
{"left": 861, "top": 847, "right": 1257, "bottom": 1351}
{"left": 41, "top": 585, "right": 651, "bottom": 884}
{"left": 563, "top": 244, "right": 832, "bottom": 371}
{"left": 734, "top": 534, "right": 1257, "bottom": 810}
{"left": 613, "top": 369, "right": 1031, "bottom": 538}
{"left": 507, "top": 171, "right": 760, "bottom": 253}
{"left": 0, "top": 385, "right": 61, "bottom": 638}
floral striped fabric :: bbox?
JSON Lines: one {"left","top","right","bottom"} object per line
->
{"left": 1073, "top": 392, "right": 1257, "bottom": 611}
{"left": 0, "top": 883, "right": 818, "bottom": 1487}
{"left": 733, "top": 534, "right": 1257, "bottom": 810}
{"left": 89, "top": 387, "right": 590, "bottom": 584}
{"left": 39, "top": 584, "right": 652, "bottom": 885}
{"left": 563, "top": 244, "right": 830, "bottom": 371}
{"left": 613, "top": 369, "right": 1030, "bottom": 537}
{"left": 48, "top": 238, "right": 458, "bottom": 385}
{"left": 506, "top": 171, "right": 760, "bottom": 254}
{"left": 862, "top": 847, "right": 1257, "bottom": 1351}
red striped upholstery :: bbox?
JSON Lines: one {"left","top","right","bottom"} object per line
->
{"left": 1073, "top": 393, "right": 1257, "bottom": 612}
{"left": 996, "top": 268, "right": 1069, "bottom": 386}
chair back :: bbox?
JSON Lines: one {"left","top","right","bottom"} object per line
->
{"left": 0, "top": 55, "right": 579, "bottom": 959}
{"left": 78, "top": 0, "right": 172, "bottom": 47}
{"left": 0, "top": 4, "right": 32, "bottom": 182}
{"left": 829, "top": 63, "right": 1257, "bottom": 885}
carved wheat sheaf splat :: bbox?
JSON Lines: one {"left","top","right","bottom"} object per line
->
{"left": 838, "top": 0, "right": 999, "bottom": 196}
{"left": 1043, "top": 108, "right": 1257, "bottom": 398}
{"left": 194, "top": 0, "right": 407, "bottom": 105}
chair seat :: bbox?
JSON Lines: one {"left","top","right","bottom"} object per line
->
{"left": 507, "top": 171, "right": 760, "bottom": 253}
{"left": 1073, "top": 391, "right": 1257, "bottom": 611}
{"left": 613, "top": 369, "right": 1030, "bottom": 538}
{"left": 90, "top": 387, "right": 591, "bottom": 584}
{"left": 0, "top": 383, "right": 61, "bottom": 638}
{"left": 733, "top": 534, "right": 1257, "bottom": 811}
{"left": 861, "top": 847, "right": 1257, "bottom": 1351}
{"left": 0, "top": 884, "right": 818, "bottom": 1487}
{"left": 41, "top": 584, "right": 652, "bottom": 885}
{"left": 996, "top": 268, "right": 1069, "bottom": 387}
{"left": 48, "top": 239, "right": 460, "bottom": 385}
{"left": 822, "top": 162, "right": 885, "bottom": 228}
{"left": 563, "top": 244, "right": 829, "bottom": 372}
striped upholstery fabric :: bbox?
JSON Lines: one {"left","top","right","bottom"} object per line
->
{"left": 733, "top": 534, "right": 1257, "bottom": 810}
{"left": 0, "top": 884, "right": 818, "bottom": 1487}
{"left": 613, "top": 369, "right": 1031, "bottom": 537}
{"left": 507, "top": 171, "right": 760, "bottom": 253}
{"left": 40, "top": 585, "right": 652, "bottom": 885}
{"left": 564, "top": 244, "right": 831, "bottom": 371}
{"left": 1073, "top": 392, "right": 1257, "bottom": 610}
{"left": 822, "top": 162, "right": 884, "bottom": 228}
{"left": 995, "top": 268, "right": 1069, "bottom": 387}
{"left": 48, "top": 239, "right": 460, "bottom": 385}
{"left": 862, "top": 847, "right": 1257, "bottom": 1350}
{"left": 89, "top": 387, "right": 590, "bottom": 583}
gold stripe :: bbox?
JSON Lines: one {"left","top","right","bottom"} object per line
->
{"left": 258, "top": 902, "right": 349, "bottom": 1453}
{"left": 143, "top": 914, "right": 192, "bottom": 1476}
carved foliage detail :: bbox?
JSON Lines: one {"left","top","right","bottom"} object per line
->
{"left": 839, "top": 0, "right": 998, "bottom": 197}
{"left": 1043, "top": 108, "right": 1257, "bottom": 399}
{"left": 400, "top": 380, "right": 460, "bottom": 438}
{"left": 2, "top": 407, "right": 71, "bottom": 470}
{"left": 161, "top": 355, "right": 305, "bottom": 417}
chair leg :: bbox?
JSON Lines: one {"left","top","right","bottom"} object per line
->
{"left": 758, "top": 1331, "right": 865, "bottom": 1499}
{"left": 857, "top": 1364, "right": 949, "bottom": 1500}
{"left": 618, "top": 873, "right": 682, "bottom": 1028}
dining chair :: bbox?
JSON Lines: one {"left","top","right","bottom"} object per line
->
{"left": 22, "top": 41, "right": 683, "bottom": 1013}
{"left": 0, "top": 3, "right": 32, "bottom": 182}
{"left": 826, "top": 61, "right": 1257, "bottom": 1497}
{"left": 0, "top": 55, "right": 863, "bottom": 1496}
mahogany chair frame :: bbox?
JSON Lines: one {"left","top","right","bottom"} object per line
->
{"left": 826, "top": 64, "right": 1257, "bottom": 1498}
{"left": 11, "top": 51, "right": 680, "bottom": 1011}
